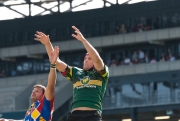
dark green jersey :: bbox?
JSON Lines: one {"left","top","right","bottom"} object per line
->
{"left": 62, "top": 65, "right": 109, "bottom": 112}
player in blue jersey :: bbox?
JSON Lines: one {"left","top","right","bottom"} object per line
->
{"left": 0, "top": 46, "right": 59, "bottom": 121}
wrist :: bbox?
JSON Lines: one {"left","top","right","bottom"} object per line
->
{"left": 50, "top": 63, "right": 56, "bottom": 69}
{"left": 81, "top": 38, "right": 87, "bottom": 43}
{"left": 44, "top": 40, "right": 51, "bottom": 45}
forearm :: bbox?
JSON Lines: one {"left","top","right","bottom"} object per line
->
{"left": 56, "top": 59, "right": 68, "bottom": 72}
{"left": 45, "top": 41, "right": 54, "bottom": 58}
{"left": 82, "top": 39, "right": 102, "bottom": 62}
{"left": 45, "top": 67, "right": 56, "bottom": 100}
{"left": 47, "top": 67, "right": 56, "bottom": 87}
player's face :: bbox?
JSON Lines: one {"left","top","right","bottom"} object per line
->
{"left": 31, "top": 87, "right": 44, "bottom": 102}
{"left": 83, "top": 55, "right": 93, "bottom": 70}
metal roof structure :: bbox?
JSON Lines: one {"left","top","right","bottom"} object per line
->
{"left": 0, "top": 0, "right": 157, "bottom": 20}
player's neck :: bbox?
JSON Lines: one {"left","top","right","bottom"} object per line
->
{"left": 84, "top": 66, "right": 94, "bottom": 71}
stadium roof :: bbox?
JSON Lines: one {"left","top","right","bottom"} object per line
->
{"left": 0, "top": 0, "right": 157, "bottom": 21}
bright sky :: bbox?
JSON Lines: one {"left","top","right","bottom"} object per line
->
{"left": 0, "top": 0, "right": 156, "bottom": 21}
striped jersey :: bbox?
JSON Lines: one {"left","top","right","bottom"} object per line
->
{"left": 62, "top": 65, "right": 109, "bottom": 112}
{"left": 24, "top": 96, "right": 54, "bottom": 121}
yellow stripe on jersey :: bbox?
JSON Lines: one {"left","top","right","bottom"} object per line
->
{"left": 73, "top": 80, "right": 102, "bottom": 88}
{"left": 101, "top": 66, "right": 108, "bottom": 78}
{"left": 69, "top": 67, "right": 72, "bottom": 76}
{"left": 66, "top": 77, "right": 71, "bottom": 81}
{"left": 102, "top": 72, "right": 108, "bottom": 77}
{"left": 89, "top": 80, "right": 102, "bottom": 86}
{"left": 73, "top": 82, "right": 82, "bottom": 88}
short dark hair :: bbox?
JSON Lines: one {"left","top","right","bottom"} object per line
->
{"left": 34, "top": 84, "right": 46, "bottom": 94}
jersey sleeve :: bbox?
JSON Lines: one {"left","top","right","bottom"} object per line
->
{"left": 61, "top": 65, "right": 74, "bottom": 81}
{"left": 40, "top": 96, "right": 54, "bottom": 112}
{"left": 98, "top": 65, "right": 109, "bottom": 80}
{"left": 40, "top": 96, "right": 54, "bottom": 121}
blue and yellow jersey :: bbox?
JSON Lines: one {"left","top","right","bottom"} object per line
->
{"left": 24, "top": 96, "right": 54, "bottom": 121}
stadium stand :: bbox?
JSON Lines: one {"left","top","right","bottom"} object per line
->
{"left": 0, "top": 0, "right": 180, "bottom": 121}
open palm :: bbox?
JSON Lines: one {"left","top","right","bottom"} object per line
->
{"left": 71, "top": 26, "right": 85, "bottom": 42}
{"left": 34, "top": 31, "right": 50, "bottom": 45}
{"left": 49, "top": 46, "right": 59, "bottom": 64}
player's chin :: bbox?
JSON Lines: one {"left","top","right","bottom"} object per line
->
{"left": 30, "top": 96, "right": 33, "bottom": 100}
{"left": 83, "top": 66, "right": 88, "bottom": 70}
{"left": 31, "top": 95, "right": 36, "bottom": 99}
{"left": 31, "top": 97, "right": 38, "bottom": 102}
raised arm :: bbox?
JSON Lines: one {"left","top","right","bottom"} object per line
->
{"left": 34, "top": 32, "right": 67, "bottom": 72}
{"left": 71, "top": 26, "right": 104, "bottom": 71}
{"left": 44, "top": 46, "right": 58, "bottom": 100}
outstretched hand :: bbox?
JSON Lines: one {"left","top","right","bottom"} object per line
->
{"left": 49, "top": 46, "right": 59, "bottom": 64}
{"left": 72, "top": 26, "right": 86, "bottom": 42}
{"left": 34, "top": 31, "right": 50, "bottom": 45}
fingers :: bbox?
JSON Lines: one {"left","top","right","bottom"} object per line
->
{"left": 72, "top": 34, "right": 77, "bottom": 38}
{"left": 56, "top": 46, "right": 59, "bottom": 55}
{"left": 34, "top": 33, "right": 41, "bottom": 41}
{"left": 34, "top": 31, "right": 48, "bottom": 38}
{"left": 35, "top": 32, "right": 43, "bottom": 38}
{"left": 36, "top": 31, "right": 45, "bottom": 36}
{"left": 75, "top": 31, "right": 80, "bottom": 34}
{"left": 50, "top": 46, "right": 59, "bottom": 64}
{"left": 54, "top": 46, "right": 59, "bottom": 56}
{"left": 34, "top": 31, "right": 49, "bottom": 42}
{"left": 72, "top": 26, "right": 80, "bottom": 32}
{"left": 51, "top": 46, "right": 59, "bottom": 55}
{"left": 34, "top": 34, "right": 40, "bottom": 38}
{"left": 35, "top": 32, "right": 44, "bottom": 38}
{"left": 54, "top": 46, "right": 59, "bottom": 51}
{"left": 54, "top": 47, "right": 57, "bottom": 56}
{"left": 72, "top": 27, "right": 81, "bottom": 40}
{"left": 34, "top": 38, "right": 40, "bottom": 41}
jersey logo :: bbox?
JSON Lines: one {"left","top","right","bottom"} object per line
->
{"left": 80, "top": 76, "right": 90, "bottom": 85}
{"left": 31, "top": 109, "right": 40, "bottom": 120}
